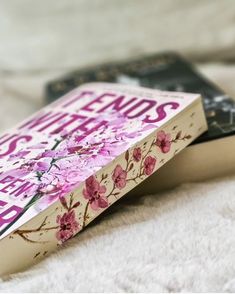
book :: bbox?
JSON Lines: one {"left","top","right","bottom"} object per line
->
{"left": 0, "top": 83, "right": 207, "bottom": 276}
{"left": 45, "top": 52, "right": 235, "bottom": 192}
{"left": 45, "top": 52, "right": 235, "bottom": 144}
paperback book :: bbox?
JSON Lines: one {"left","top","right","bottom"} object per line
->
{"left": 0, "top": 83, "right": 207, "bottom": 276}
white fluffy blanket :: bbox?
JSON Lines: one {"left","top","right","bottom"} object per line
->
{"left": 1, "top": 177, "right": 235, "bottom": 292}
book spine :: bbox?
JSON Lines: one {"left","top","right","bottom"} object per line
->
{"left": 0, "top": 99, "right": 207, "bottom": 277}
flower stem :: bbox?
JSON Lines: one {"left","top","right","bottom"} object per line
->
{"left": 14, "top": 216, "right": 59, "bottom": 243}
{"left": 82, "top": 202, "right": 89, "bottom": 228}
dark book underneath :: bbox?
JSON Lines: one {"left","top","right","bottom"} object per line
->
{"left": 45, "top": 52, "right": 235, "bottom": 144}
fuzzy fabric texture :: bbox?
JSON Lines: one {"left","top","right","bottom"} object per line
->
{"left": 0, "top": 63, "right": 235, "bottom": 293}
{"left": 1, "top": 0, "right": 235, "bottom": 73}
{"left": 0, "top": 177, "right": 235, "bottom": 292}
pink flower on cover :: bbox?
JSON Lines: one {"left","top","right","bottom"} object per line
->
{"left": 36, "top": 161, "right": 50, "bottom": 172}
{"left": 155, "top": 130, "right": 171, "bottom": 153}
{"left": 112, "top": 164, "right": 127, "bottom": 189}
{"left": 56, "top": 210, "right": 80, "bottom": 243}
{"left": 8, "top": 150, "right": 30, "bottom": 161}
{"left": 143, "top": 156, "right": 156, "bottom": 175}
{"left": 38, "top": 149, "right": 67, "bottom": 159}
{"left": 133, "top": 147, "right": 141, "bottom": 162}
{"left": 66, "top": 170, "right": 82, "bottom": 184}
{"left": 83, "top": 176, "right": 108, "bottom": 210}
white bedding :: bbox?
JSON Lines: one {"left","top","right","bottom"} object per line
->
{"left": 0, "top": 177, "right": 235, "bottom": 292}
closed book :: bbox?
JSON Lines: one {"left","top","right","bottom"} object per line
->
{"left": 0, "top": 83, "right": 207, "bottom": 276}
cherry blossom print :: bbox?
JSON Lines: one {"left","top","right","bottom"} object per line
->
{"left": 143, "top": 156, "right": 156, "bottom": 175}
{"left": 56, "top": 210, "right": 80, "bottom": 243}
{"left": 0, "top": 110, "right": 157, "bottom": 221}
{"left": 83, "top": 176, "right": 108, "bottom": 210}
{"left": 112, "top": 164, "right": 127, "bottom": 189}
{"left": 36, "top": 161, "right": 51, "bottom": 172}
{"left": 155, "top": 130, "right": 171, "bottom": 153}
{"left": 66, "top": 170, "right": 82, "bottom": 184}
{"left": 133, "top": 147, "right": 142, "bottom": 162}
{"left": 4, "top": 83, "right": 199, "bottom": 249}
{"left": 8, "top": 150, "right": 31, "bottom": 161}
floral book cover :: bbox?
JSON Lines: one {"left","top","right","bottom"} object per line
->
{"left": 0, "top": 83, "right": 207, "bottom": 276}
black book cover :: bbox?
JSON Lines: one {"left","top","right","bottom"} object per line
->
{"left": 45, "top": 52, "right": 235, "bottom": 144}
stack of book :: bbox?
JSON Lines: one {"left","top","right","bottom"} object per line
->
{"left": 46, "top": 52, "right": 235, "bottom": 193}
{"left": 0, "top": 52, "right": 233, "bottom": 276}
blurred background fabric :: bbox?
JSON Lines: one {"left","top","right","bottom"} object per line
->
{"left": 1, "top": 0, "right": 235, "bottom": 130}
{"left": 1, "top": 0, "right": 235, "bottom": 131}
{"left": 1, "top": 0, "right": 235, "bottom": 71}
{"left": 1, "top": 0, "right": 235, "bottom": 292}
